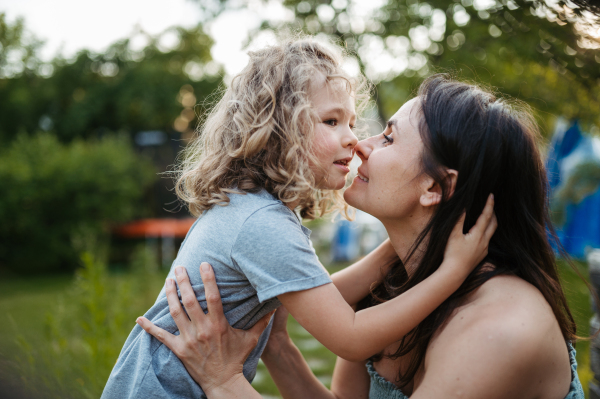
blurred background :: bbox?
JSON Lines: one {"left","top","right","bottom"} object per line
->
{"left": 0, "top": 0, "right": 599, "bottom": 397}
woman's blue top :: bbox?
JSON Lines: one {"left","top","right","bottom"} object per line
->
{"left": 365, "top": 341, "right": 584, "bottom": 398}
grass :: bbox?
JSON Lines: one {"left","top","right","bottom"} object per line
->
{"left": 0, "top": 260, "right": 594, "bottom": 398}
{"left": 558, "top": 259, "right": 595, "bottom": 397}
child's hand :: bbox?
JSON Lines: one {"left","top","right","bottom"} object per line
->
{"left": 442, "top": 194, "right": 497, "bottom": 279}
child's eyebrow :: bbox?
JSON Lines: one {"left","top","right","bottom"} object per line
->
{"left": 387, "top": 120, "right": 397, "bottom": 129}
{"left": 320, "top": 106, "right": 356, "bottom": 119}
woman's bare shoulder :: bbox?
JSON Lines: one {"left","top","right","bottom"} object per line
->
{"left": 448, "top": 274, "right": 557, "bottom": 328}
{"left": 416, "top": 275, "right": 571, "bottom": 399}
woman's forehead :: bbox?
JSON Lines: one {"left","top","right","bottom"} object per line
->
{"left": 390, "top": 98, "right": 421, "bottom": 126}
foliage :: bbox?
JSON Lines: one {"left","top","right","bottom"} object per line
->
{"left": 11, "top": 247, "right": 166, "bottom": 399}
{"left": 0, "top": 132, "right": 156, "bottom": 273}
{"left": 0, "top": 14, "right": 224, "bottom": 144}
{"left": 0, "top": 13, "right": 44, "bottom": 78}
{"left": 208, "top": 0, "right": 600, "bottom": 132}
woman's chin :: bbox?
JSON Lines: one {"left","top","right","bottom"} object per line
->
{"left": 343, "top": 185, "right": 360, "bottom": 208}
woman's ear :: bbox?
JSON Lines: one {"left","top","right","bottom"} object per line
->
{"left": 419, "top": 169, "right": 458, "bottom": 207}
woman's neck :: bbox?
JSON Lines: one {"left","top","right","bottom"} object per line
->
{"left": 381, "top": 213, "right": 430, "bottom": 277}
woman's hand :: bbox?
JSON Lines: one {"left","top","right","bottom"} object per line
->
{"left": 441, "top": 193, "right": 497, "bottom": 279}
{"left": 136, "top": 263, "right": 273, "bottom": 397}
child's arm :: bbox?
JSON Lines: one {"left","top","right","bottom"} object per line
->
{"left": 330, "top": 239, "right": 397, "bottom": 306}
{"left": 279, "top": 195, "right": 496, "bottom": 362}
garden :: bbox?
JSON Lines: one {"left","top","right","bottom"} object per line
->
{"left": 1, "top": 0, "right": 599, "bottom": 397}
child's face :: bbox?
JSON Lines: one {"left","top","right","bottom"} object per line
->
{"left": 309, "top": 78, "right": 358, "bottom": 190}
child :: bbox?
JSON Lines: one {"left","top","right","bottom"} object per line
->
{"left": 101, "top": 39, "right": 494, "bottom": 399}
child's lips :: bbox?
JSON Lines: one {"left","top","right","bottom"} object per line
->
{"left": 333, "top": 157, "right": 352, "bottom": 173}
{"left": 334, "top": 162, "right": 350, "bottom": 173}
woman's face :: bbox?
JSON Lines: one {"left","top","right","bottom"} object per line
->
{"left": 344, "top": 98, "right": 426, "bottom": 221}
{"left": 309, "top": 78, "right": 358, "bottom": 190}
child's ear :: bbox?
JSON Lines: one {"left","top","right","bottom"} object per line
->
{"left": 419, "top": 169, "right": 458, "bottom": 207}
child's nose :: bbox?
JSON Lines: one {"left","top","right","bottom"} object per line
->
{"left": 342, "top": 127, "right": 358, "bottom": 149}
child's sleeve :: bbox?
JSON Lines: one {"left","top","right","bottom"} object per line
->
{"left": 231, "top": 204, "right": 332, "bottom": 303}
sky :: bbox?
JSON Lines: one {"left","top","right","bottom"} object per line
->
{"left": 0, "top": 0, "right": 274, "bottom": 78}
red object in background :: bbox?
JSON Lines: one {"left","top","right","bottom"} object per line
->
{"left": 113, "top": 218, "right": 196, "bottom": 238}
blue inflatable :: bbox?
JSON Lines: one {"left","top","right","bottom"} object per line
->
{"left": 547, "top": 120, "right": 600, "bottom": 258}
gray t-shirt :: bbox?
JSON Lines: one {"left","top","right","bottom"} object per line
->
{"left": 101, "top": 190, "right": 331, "bottom": 399}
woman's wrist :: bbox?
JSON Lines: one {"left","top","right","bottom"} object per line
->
{"left": 263, "top": 331, "right": 294, "bottom": 358}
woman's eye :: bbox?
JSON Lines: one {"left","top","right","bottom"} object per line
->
{"left": 383, "top": 133, "right": 393, "bottom": 145}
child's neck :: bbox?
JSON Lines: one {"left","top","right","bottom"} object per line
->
{"left": 286, "top": 200, "right": 301, "bottom": 212}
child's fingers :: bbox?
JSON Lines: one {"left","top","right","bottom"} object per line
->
{"left": 483, "top": 212, "right": 498, "bottom": 242}
{"left": 451, "top": 211, "right": 467, "bottom": 237}
{"left": 174, "top": 267, "right": 206, "bottom": 323}
{"left": 199, "top": 263, "right": 225, "bottom": 325}
{"left": 165, "top": 277, "right": 192, "bottom": 328}
{"left": 137, "top": 316, "right": 178, "bottom": 350}
{"left": 468, "top": 194, "right": 495, "bottom": 236}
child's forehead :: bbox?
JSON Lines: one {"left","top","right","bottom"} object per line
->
{"left": 308, "top": 75, "right": 354, "bottom": 106}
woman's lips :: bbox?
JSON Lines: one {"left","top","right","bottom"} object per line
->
{"left": 357, "top": 171, "right": 369, "bottom": 182}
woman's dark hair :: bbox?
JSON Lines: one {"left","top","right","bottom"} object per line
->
{"left": 359, "top": 74, "right": 577, "bottom": 388}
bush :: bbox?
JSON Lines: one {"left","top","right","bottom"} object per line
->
{"left": 0, "top": 132, "right": 156, "bottom": 273}
{"left": 12, "top": 245, "right": 167, "bottom": 399}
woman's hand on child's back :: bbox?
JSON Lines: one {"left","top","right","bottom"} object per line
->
{"left": 136, "top": 263, "right": 273, "bottom": 396}
{"left": 441, "top": 194, "right": 497, "bottom": 280}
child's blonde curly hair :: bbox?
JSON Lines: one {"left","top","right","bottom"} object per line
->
{"left": 175, "top": 37, "right": 370, "bottom": 220}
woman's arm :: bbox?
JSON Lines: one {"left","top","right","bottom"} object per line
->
{"left": 279, "top": 195, "right": 496, "bottom": 361}
{"left": 260, "top": 307, "right": 337, "bottom": 399}
{"left": 330, "top": 238, "right": 396, "bottom": 306}
{"left": 260, "top": 306, "right": 370, "bottom": 399}
{"left": 330, "top": 358, "right": 370, "bottom": 399}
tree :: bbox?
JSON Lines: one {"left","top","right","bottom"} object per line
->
{"left": 196, "top": 0, "right": 600, "bottom": 132}
{"left": 0, "top": 16, "right": 224, "bottom": 143}
{"left": 0, "top": 133, "right": 156, "bottom": 273}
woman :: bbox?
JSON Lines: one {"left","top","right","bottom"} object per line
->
{"left": 138, "top": 74, "right": 585, "bottom": 398}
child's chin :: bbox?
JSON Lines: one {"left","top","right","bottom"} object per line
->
{"left": 319, "top": 178, "right": 345, "bottom": 191}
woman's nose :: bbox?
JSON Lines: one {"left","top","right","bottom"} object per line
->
{"left": 355, "top": 138, "right": 373, "bottom": 161}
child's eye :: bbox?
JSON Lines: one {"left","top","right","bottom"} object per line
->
{"left": 383, "top": 133, "right": 393, "bottom": 145}
{"left": 324, "top": 119, "right": 338, "bottom": 127}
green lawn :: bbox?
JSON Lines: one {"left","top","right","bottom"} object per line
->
{"left": 0, "top": 260, "right": 594, "bottom": 398}
{"left": 558, "top": 259, "right": 595, "bottom": 397}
